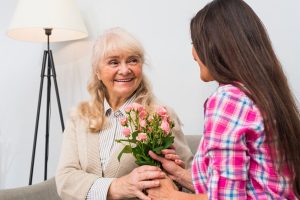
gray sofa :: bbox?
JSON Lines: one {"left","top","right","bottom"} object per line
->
{"left": 0, "top": 134, "right": 201, "bottom": 200}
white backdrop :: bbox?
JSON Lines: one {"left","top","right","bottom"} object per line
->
{"left": 0, "top": 0, "right": 299, "bottom": 188}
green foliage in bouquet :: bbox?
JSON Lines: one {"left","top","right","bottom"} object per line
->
{"left": 116, "top": 103, "right": 175, "bottom": 167}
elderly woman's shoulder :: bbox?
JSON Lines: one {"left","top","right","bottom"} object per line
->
{"left": 68, "top": 101, "right": 91, "bottom": 121}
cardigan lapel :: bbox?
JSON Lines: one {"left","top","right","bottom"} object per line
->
{"left": 103, "top": 142, "right": 123, "bottom": 177}
{"left": 104, "top": 142, "right": 138, "bottom": 178}
{"left": 86, "top": 131, "right": 103, "bottom": 177}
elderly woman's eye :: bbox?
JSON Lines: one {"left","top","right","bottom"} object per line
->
{"left": 108, "top": 59, "right": 119, "bottom": 66}
{"left": 127, "top": 57, "right": 140, "bottom": 65}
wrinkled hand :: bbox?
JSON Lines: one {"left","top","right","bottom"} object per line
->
{"left": 147, "top": 177, "right": 178, "bottom": 200}
{"left": 108, "top": 165, "right": 165, "bottom": 200}
{"left": 149, "top": 150, "right": 185, "bottom": 181}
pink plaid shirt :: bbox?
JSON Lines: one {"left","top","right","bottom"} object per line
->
{"left": 192, "top": 84, "right": 296, "bottom": 199}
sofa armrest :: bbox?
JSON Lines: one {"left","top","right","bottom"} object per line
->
{"left": 0, "top": 177, "right": 60, "bottom": 200}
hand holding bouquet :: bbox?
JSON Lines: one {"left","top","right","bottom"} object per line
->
{"left": 116, "top": 103, "right": 175, "bottom": 167}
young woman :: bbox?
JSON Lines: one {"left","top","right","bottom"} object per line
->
{"left": 148, "top": 0, "right": 300, "bottom": 199}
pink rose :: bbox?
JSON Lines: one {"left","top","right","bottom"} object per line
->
{"left": 161, "top": 119, "right": 170, "bottom": 134}
{"left": 157, "top": 106, "right": 168, "bottom": 118}
{"left": 120, "top": 117, "right": 128, "bottom": 126}
{"left": 122, "top": 128, "right": 131, "bottom": 137}
{"left": 132, "top": 103, "right": 144, "bottom": 112}
{"left": 140, "top": 119, "right": 146, "bottom": 128}
{"left": 125, "top": 105, "right": 133, "bottom": 113}
{"left": 139, "top": 110, "right": 147, "bottom": 120}
{"left": 136, "top": 133, "right": 147, "bottom": 141}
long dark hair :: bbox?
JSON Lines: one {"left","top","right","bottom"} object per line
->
{"left": 190, "top": 0, "right": 300, "bottom": 196}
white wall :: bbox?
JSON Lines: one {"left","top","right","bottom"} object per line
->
{"left": 0, "top": 0, "right": 299, "bottom": 189}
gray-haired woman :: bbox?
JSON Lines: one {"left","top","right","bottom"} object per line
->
{"left": 55, "top": 27, "right": 193, "bottom": 200}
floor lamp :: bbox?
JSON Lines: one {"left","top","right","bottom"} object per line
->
{"left": 7, "top": 0, "right": 88, "bottom": 185}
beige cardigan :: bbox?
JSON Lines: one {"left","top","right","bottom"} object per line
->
{"left": 55, "top": 108, "right": 193, "bottom": 200}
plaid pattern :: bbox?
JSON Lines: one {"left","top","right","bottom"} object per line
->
{"left": 192, "top": 84, "right": 296, "bottom": 199}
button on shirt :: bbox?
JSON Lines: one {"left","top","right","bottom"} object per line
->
{"left": 87, "top": 95, "right": 136, "bottom": 199}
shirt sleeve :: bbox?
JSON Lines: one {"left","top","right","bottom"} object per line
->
{"left": 86, "top": 178, "right": 115, "bottom": 200}
{"left": 203, "top": 89, "right": 254, "bottom": 199}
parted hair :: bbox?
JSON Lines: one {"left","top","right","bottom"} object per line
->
{"left": 78, "top": 27, "right": 156, "bottom": 133}
{"left": 190, "top": 0, "right": 300, "bottom": 196}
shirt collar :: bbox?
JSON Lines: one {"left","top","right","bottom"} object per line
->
{"left": 104, "top": 93, "right": 137, "bottom": 117}
{"left": 104, "top": 98, "right": 112, "bottom": 116}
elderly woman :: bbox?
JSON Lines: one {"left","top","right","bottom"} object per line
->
{"left": 55, "top": 27, "right": 193, "bottom": 200}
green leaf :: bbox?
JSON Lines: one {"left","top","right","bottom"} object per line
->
{"left": 152, "top": 146, "right": 164, "bottom": 154}
{"left": 132, "top": 146, "right": 140, "bottom": 156}
{"left": 131, "top": 130, "right": 139, "bottom": 141}
{"left": 137, "top": 153, "right": 150, "bottom": 161}
{"left": 163, "top": 136, "right": 174, "bottom": 148}
{"left": 152, "top": 136, "right": 174, "bottom": 154}
{"left": 135, "top": 154, "right": 145, "bottom": 161}
{"left": 115, "top": 139, "right": 135, "bottom": 143}
{"left": 117, "top": 145, "right": 132, "bottom": 162}
{"left": 135, "top": 159, "right": 161, "bottom": 167}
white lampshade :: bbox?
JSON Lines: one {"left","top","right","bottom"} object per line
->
{"left": 7, "top": 0, "right": 88, "bottom": 42}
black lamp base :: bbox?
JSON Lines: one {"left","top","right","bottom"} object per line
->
{"left": 28, "top": 29, "right": 65, "bottom": 185}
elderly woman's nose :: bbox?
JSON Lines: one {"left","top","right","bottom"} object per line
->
{"left": 118, "top": 62, "right": 131, "bottom": 74}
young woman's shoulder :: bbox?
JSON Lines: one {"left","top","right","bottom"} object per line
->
{"left": 206, "top": 84, "right": 255, "bottom": 111}
{"left": 218, "top": 84, "right": 247, "bottom": 96}
{"left": 214, "top": 84, "right": 252, "bottom": 102}
{"left": 206, "top": 84, "right": 264, "bottom": 132}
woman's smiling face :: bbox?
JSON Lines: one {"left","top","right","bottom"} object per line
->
{"left": 97, "top": 51, "right": 143, "bottom": 102}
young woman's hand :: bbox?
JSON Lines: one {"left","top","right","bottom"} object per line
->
{"left": 161, "top": 145, "right": 185, "bottom": 169}
{"left": 148, "top": 150, "right": 185, "bottom": 181}
{"left": 107, "top": 165, "right": 165, "bottom": 200}
{"left": 149, "top": 150, "right": 195, "bottom": 191}
{"left": 147, "top": 177, "right": 178, "bottom": 200}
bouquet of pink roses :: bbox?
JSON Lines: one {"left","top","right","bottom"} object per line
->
{"left": 116, "top": 103, "right": 175, "bottom": 167}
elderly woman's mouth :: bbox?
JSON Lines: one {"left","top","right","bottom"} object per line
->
{"left": 114, "top": 78, "right": 134, "bottom": 82}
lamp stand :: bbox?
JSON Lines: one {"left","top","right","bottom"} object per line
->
{"left": 29, "top": 28, "right": 65, "bottom": 185}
